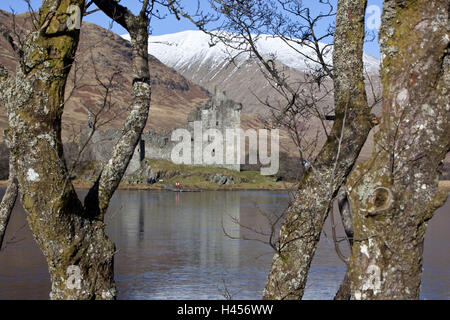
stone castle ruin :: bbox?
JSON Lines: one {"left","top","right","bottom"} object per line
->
{"left": 84, "top": 90, "right": 242, "bottom": 174}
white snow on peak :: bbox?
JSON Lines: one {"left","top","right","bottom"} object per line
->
{"left": 121, "top": 30, "right": 380, "bottom": 73}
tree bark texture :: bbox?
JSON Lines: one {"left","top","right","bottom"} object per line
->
{"left": 263, "top": 0, "right": 373, "bottom": 300}
{"left": 347, "top": 0, "right": 449, "bottom": 300}
{"left": 1, "top": 0, "right": 151, "bottom": 299}
{"left": 334, "top": 188, "right": 353, "bottom": 300}
{"left": 0, "top": 151, "right": 18, "bottom": 249}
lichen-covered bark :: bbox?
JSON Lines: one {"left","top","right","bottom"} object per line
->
{"left": 263, "top": 0, "right": 373, "bottom": 300}
{"left": 1, "top": 0, "right": 151, "bottom": 299}
{"left": 88, "top": 0, "right": 151, "bottom": 217}
{"left": 337, "top": 189, "right": 354, "bottom": 246}
{"left": 334, "top": 189, "right": 353, "bottom": 300}
{"left": 0, "top": 150, "right": 18, "bottom": 249}
{"left": 0, "top": 66, "right": 19, "bottom": 249}
{"left": 334, "top": 271, "right": 352, "bottom": 300}
{"left": 1, "top": 0, "right": 117, "bottom": 299}
{"left": 347, "top": 0, "right": 449, "bottom": 300}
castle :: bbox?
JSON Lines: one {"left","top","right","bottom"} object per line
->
{"left": 85, "top": 90, "right": 242, "bottom": 174}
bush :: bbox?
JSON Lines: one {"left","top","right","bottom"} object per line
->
{"left": 276, "top": 152, "right": 305, "bottom": 182}
{"left": 240, "top": 151, "right": 305, "bottom": 182}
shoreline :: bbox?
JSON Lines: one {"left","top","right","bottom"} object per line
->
{"left": 1, "top": 180, "right": 449, "bottom": 192}
{"left": 0, "top": 180, "right": 295, "bottom": 191}
{"left": 62, "top": 181, "right": 295, "bottom": 191}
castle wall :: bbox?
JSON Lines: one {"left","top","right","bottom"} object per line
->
{"left": 87, "top": 91, "right": 242, "bottom": 174}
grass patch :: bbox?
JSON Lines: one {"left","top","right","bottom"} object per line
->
{"left": 119, "top": 159, "right": 293, "bottom": 190}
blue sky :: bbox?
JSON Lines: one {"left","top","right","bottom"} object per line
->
{"left": 0, "top": 0, "right": 383, "bottom": 57}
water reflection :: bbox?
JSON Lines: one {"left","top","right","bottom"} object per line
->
{"left": 109, "top": 191, "right": 283, "bottom": 299}
{"left": 0, "top": 189, "right": 448, "bottom": 300}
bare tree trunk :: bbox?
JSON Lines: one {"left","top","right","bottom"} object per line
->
{"left": 334, "top": 188, "right": 353, "bottom": 300}
{"left": 0, "top": 63, "right": 18, "bottom": 250}
{"left": 347, "top": 0, "right": 449, "bottom": 300}
{"left": 2, "top": 0, "right": 115, "bottom": 299}
{"left": 88, "top": 0, "right": 151, "bottom": 219}
{"left": 263, "top": 0, "right": 373, "bottom": 300}
{"left": 1, "top": 0, "right": 151, "bottom": 299}
{"left": 334, "top": 271, "right": 351, "bottom": 300}
{"left": 337, "top": 188, "right": 354, "bottom": 246}
{"left": 0, "top": 149, "right": 18, "bottom": 249}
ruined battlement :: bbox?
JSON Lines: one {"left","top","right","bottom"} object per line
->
{"left": 85, "top": 90, "right": 242, "bottom": 174}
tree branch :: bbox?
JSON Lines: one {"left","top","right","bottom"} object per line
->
{"left": 0, "top": 136, "right": 18, "bottom": 249}
{"left": 92, "top": 0, "right": 137, "bottom": 30}
{"left": 86, "top": 1, "right": 152, "bottom": 218}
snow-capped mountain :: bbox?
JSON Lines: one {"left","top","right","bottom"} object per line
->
{"left": 145, "top": 30, "right": 378, "bottom": 73}
{"left": 123, "top": 30, "right": 379, "bottom": 114}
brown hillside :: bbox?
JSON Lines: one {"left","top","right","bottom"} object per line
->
{"left": 0, "top": 10, "right": 210, "bottom": 141}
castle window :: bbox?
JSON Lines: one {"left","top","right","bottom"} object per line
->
{"left": 216, "top": 121, "right": 219, "bottom": 126}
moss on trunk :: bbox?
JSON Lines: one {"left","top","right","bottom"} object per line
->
{"left": 2, "top": 0, "right": 152, "bottom": 299}
{"left": 348, "top": 0, "right": 449, "bottom": 299}
{"left": 263, "top": 0, "right": 373, "bottom": 300}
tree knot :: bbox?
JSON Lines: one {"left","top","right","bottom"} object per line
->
{"left": 366, "top": 187, "right": 393, "bottom": 216}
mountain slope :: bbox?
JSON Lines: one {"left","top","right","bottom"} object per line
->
{"left": 145, "top": 30, "right": 379, "bottom": 76}
{"left": 130, "top": 30, "right": 380, "bottom": 115}
{"left": 126, "top": 30, "right": 381, "bottom": 159}
{"left": 0, "top": 11, "right": 210, "bottom": 141}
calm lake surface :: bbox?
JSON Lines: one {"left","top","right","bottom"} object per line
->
{"left": 0, "top": 189, "right": 448, "bottom": 300}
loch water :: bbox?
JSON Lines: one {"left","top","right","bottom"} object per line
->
{"left": 0, "top": 189, "right": 448, "bottom": 299}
